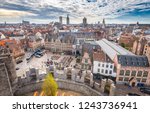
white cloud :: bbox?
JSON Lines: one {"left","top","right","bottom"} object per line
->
{"left": 0, "top": 9, "right": 37, "bottom": 17}
{"left": 0, "top": 0, "right": 150, "bottom": 23}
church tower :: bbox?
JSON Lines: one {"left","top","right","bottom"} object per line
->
{"left": 66, "top": 15, "right": 70, "bottom": 25}
{"left": 102, "top": 18, "right": 106, "bottom": 29}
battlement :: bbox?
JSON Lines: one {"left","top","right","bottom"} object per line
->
{"left": 0, "top": 47, "right": 10, "bottom": 56}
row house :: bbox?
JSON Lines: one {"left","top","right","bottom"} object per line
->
{"left": 45, "top": 33, "right": 75, "bottom": 54}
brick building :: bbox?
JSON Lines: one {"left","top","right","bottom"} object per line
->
{"left": 114, "top": 55, "right": 150, "bottom": 86}
{"left": 132, "top": 36, "right": 147, "bottom": 55}
{"left": 119, "top": 33, "right": 137, "bottom": 51}
{"left": 45, "top": 33, "right": 74, "bottom": 54}
{"left": 96, "top": 39, "right": 150, "bottom": 86}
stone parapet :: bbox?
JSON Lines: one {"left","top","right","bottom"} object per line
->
{"left": 15, "top": 79, "right": 102, "bottom": 96}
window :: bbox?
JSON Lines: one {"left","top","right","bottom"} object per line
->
{"left": 110, "top": 65, "right": 113, "bottom": 68}
{"left": 105, "top": 70, "right": 108, "bottom": 74}
{"left": 120, "top": 70, "right": 124, "bottom": 75}
{"left": 124, "top": 77, "right": 129, "bottom": 81}
{"left": 119, "top": 77, "right": 123, "bottom": 81}
{"left": 143, "top": 71, "right": 148, "bottom": 78}
{"left": 98, "top": 69, "right": 100, "bottom": 73}
{"left": 101, "top": 69, "right": 104, "bottom": 73}
{"left": 136, "top": 78, "right": 141, "bottom": 82}
{"left": 125, "top": 70, "right": 130, "bottom": 76}
{"left": 98, "top": 63, "right": 100, "bottom": 67}
{"left": 141, "top": 79, "right": 147, "bottom": 83}
{"left": 102, "top": 64, "right": 104, "bottom": 67}
{"left": 106, "top": 64, "right": 109, "bottom": 68}
{"left": 109, "top": 70, "right": 112, "bottom": 74}
{"left": 131, "top": 71, "right": 136, "bottom": 76}
{"left": 137, "top": 71, "right": 142, "bottom": 77}
{"left": 85, "top": 59, "right": 88, "bottom": 63}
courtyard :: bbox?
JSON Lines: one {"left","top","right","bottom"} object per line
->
{"left": 16, "top": 51, "right": 77, "bottom": 77}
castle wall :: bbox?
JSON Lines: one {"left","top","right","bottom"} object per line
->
{"left": 0, "top": 48, "right": 17, "bottom": 96}
{"left": 15, "top": 79, "right": 102, "bottom": 96}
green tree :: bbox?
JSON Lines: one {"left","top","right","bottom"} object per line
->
{"left": 42, "top": 73, "right": 58, "bottom": 96}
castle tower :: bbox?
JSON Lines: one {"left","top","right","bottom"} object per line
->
{"left": 0, "top": 48, "right": 17, "bottom": 95}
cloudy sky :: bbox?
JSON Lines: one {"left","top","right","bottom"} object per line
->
{"left": 0, "top": 0, "right": 150, "bottom": 24}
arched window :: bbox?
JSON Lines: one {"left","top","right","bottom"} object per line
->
{"left": 137, "top": 71, "right": 142, "bottom": 77}
{"left": 125, "top": 70, "right": 130, "bottom": 76}
{"left": 143, "top": 71, "right": 148, "bottom": 77}
{"left": 131, "top": 71, "right": 136, "bottom": 76}
{"left": 120, "top": 70, "right": 124, "bottom": 75}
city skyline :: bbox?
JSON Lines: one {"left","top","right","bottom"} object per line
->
{"left": 0, "top": 0, "right": 150, "bottom": 24}
{"left": 0, "top": 1, "right": 150, "bottom": 96}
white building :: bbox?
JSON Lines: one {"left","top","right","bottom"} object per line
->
{"left": 93, "top": 52, "right": 116, "bottom": 77}
{"left": 0, "top": 32, "right": 6, "bottom": 40}
{"left": 93, "top": 61, "right": 116, "bottom": 77}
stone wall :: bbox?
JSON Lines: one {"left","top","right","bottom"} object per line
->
{"left": 0, "top": 64, "right": 12, "bottom": 96}
{"left": 15, "top": 81, "right": 43, "bottom": 95}
{"left": 15, "top": 79, "right": 102, "bottom": 96}
{"left": 100, "top": 79, "right": 116, "bottom": 96}
{"left": 0, "top": 48, "right": 17, "bottom": 96}
{"left": 56, "top": 79, "right": 101, "bottom": 96}
{"left": 0, "top": 53, "right": 17, "bottom": 83}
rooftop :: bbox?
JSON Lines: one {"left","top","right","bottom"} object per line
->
{"left": 96, "top": 39, "right": 135, "bottom": 61}
{"left": 117, "top": 55, "right": 149, "bottom": 67}
{"left": 93, "top": 52, "right": 105, "bottom": 62}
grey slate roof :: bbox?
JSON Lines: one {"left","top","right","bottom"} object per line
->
{"left": 117, "top": 55, "right": 149, "bottom": 67}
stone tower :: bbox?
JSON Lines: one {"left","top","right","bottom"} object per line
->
{"left": 102, "top": 18, "right": 106, "bottom": 29}
{"left": 0, "top": 48, "right": 17, "bottom": 96}
{"left": 59, "top": 16, "right": 62, "bottom": 24}
{"left": 83, "top": 17, "right": 87, "bottom": 27}
{"left": 66, "top": 14, "right": 70, "bottom": 25}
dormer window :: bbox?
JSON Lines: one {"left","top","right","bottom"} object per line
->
{"left": 85, "top": 59, "right": 88, "bottom": 63}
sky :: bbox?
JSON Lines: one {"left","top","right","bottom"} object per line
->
{"left": 0, "top": 0, "right": 150, "bottom": 24}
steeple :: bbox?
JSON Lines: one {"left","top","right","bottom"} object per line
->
{"left": 135, "top": 21, "right": 139, "bottom": 29}
{"left": 102, "top": 18, "right": 106, "bottom": 29}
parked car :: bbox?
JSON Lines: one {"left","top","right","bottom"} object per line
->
{"left": 26, "top": 57, "right": 30, "bottom": 60}
{"left": 36, "top": 52, "right": 43, "bottom": 56}
{"left": 16, "top": 60, "right": 23, "bottom": 64}
{"left": 34, "top": 54, "right": 41, "bottom": 58}
{"left": 35, "top": 49, "right": 42, "bottom": 53}
{"left": 137, "top": 83, "right": 145, "bottom": 88}
{"left": 16, "top": 67, "right": 20, "bottom": 70}
{"left": 26, "top": 54, "right": 34, "bottom": 61}
{"left": 140, "top": 88, "right": 150, "bottom": 95}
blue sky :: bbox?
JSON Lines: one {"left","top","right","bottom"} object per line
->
{"left": 0, "top": 0, "right": 150, "bottom": 24}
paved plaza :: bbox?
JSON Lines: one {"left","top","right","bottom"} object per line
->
{"left": 16, "top": 52, "right": 76, "bottom": 77}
